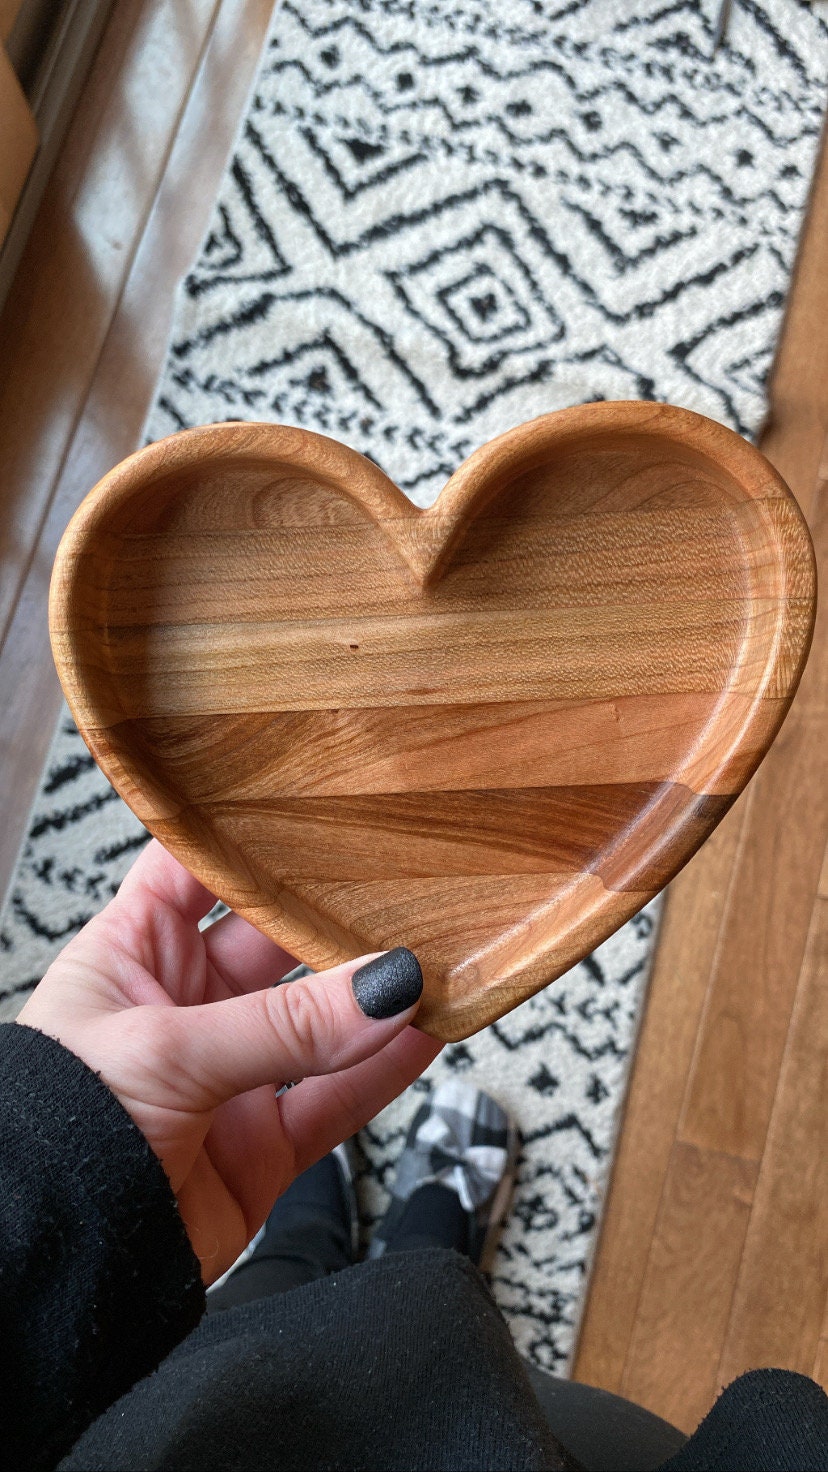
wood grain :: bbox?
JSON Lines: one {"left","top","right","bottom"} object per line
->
{"left": 572, "top": 792, "right": 752, "bottom": 1392}
{"left": 679, "top": 468, "right": 828, "bottom": 1160}
{"left": 620, "top": 1141, "right": 758, "bottom": 1434}
{"left": 576, "top": 453, "right": 828, "bottom": 1414}
{"left": 717, "top": 887, "right": 828, "bottom": 1382}
{"left": 108, "top": 694, "right": 777, "bottom": 799}
{"left": 574, "top": 120, "right": 828, "bottom": 1425}
{"left": 49, "top": 404, "right": 815, "bottom": 1041}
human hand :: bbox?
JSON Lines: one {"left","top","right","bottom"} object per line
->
{"left": 17, "top": 840, "right": 441, "bottom": 1283}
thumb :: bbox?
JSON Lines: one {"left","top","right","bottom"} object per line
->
{"left": 170, "top": 948, "right": 425, "bottom": 1107}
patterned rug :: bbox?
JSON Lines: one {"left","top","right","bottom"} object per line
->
{"left": 2, "top": 0, "right": 827, "bottom": 1373}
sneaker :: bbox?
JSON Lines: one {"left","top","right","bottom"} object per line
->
{"left": 369, "top": 1080, "right": 518, "bottom": 1269}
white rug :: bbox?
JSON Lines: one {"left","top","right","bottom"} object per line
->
{"left": 2, "top": 0, "right": 826, "bottom": 1373}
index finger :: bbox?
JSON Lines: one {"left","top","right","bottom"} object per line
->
{"left": 117, "top": 838, "right": 217, "bottom": 926}
{"left": 203, "top": 910, "right": 299, "bottom": 999}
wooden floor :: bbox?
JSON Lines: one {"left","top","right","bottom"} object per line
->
{"left": 576, "top": 119, "right": 828, "bottom": 1428}
{"left": 0, "top": 0, "right": 825, "bottom": 1435}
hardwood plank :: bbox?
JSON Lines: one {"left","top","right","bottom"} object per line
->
{"left": 572, "top": 795, "right": 751, "bottom": 1392}
{"left": 678, "top": 467, "right": 828, "bottom": 1161}
{"left": 620, "top": 1141, "right": 758, "bottom": 1433}
{"left": 758, "top": 117, "right": 828, "bottom": 524}
{"left": 0, "top": 0, "right": 275, "bottom": 913}
{"left": 576, "top": 116, "right": 828, "bottom": 1417}
{"left": 717, "top": 890, "right": 828, "bottom": 1382}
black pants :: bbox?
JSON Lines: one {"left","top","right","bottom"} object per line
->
{"left": 65, "top": 1244, "right": 828, "bottom": 1472}
{"left": 206, "top": 1205, "right": 828, "bottom": 1472}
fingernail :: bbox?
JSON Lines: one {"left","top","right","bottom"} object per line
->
{"left": 352, "top": 947, "right": 423, "bottom": 1019}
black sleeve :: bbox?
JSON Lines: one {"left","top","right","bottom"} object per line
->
{"left": 0, "top": 1022, "right": 205, "bottom": 1472}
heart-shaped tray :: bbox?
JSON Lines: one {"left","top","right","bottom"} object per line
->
{"left": 50, "top": 403, "right": 815, "bottom": 1040}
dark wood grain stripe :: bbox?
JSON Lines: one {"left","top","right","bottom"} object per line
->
{"left": 183, "top": 782, "right": 729, "bottom": 883}
{"left": 109, "top": 691, "right": 780, "bottom": 801}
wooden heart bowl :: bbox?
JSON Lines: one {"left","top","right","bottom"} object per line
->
{"left": 49, "top": 403, "right": 816, "bottom": 1041}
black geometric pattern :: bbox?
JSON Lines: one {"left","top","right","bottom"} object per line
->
{"left": 2, "top": 0, "right": 826, "bottom": 1374}
{"left": 148, "top": 0, "right": 828, "bottom": 498}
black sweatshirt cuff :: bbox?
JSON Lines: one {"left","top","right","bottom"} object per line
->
{"left": 0, "top": 1022, "right": 205, "bottom": 1472}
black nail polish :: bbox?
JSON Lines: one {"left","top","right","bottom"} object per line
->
{"left": 352, "top": 947, "right": 423, "bottom": 1019}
